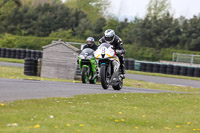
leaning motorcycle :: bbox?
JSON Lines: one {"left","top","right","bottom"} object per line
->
{"left": 79, "top": 48, "right": 98, "bottom": 84}
{"left": 94, "top": 43, "right": 123, "bottom": 90}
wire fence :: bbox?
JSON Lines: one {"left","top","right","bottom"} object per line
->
{"left": 173, "top": 53, "right": 200, "bottom": 64}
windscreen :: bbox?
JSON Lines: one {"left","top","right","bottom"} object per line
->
{"left": 98, "top": 43, "right": 112, "bottom": 49}
{"left": 80, "top": 48, "right": 94, "bottom": 56}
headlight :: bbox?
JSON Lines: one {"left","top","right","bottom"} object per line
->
{"left": 86, "top": 55, "right": 93, "bottom": 59}
{"left": 79, "top": 55, "right": 85, "bottom": 59}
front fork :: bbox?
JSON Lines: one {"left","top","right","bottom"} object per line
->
{"left": 107, "top": 62, "right": 112, "bottom": 78}
{"left": 99, "top": 61, "right": 112, "bottom": 78}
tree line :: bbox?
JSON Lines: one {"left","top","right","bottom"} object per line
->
{"left": 0, "top": 0, "right": 200, "bottom": 53}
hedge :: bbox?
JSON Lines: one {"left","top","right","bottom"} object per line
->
{"left": 1, "top": 34, "right": 200, "bottom": 61}
{"left": 0, "top": 34, "right": 85, "bottom": 50}
{"left": 124, "top": 44, "right": 200, "bottom": 61}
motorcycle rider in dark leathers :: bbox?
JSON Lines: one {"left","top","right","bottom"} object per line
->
{"left": 83, "top": 37, "right": 98, "bottom": 51}
{"left": 77, "top": 37, "right": 98, "bottom": 64}
{"left": 99, "top": 29, "right": 125, "bottom": 78}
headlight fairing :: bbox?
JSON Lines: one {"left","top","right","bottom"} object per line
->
{"left": 79, "top": 55, "right": 85, "bottom": 59}
{"left": 86, "top": 55, "right": 93, "bottom": 60}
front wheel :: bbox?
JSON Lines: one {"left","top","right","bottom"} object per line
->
{"left": 100, "top": 65, "right": 109, "bottom": 89}
{"left": 81, "top": 67, "right": 88, "bottom": 83}
{"left": 112, "top": 80, "right": 123, "bottom": 90}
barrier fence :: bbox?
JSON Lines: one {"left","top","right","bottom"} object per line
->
{"left": 0, "top": 48, "right": 43, "bottom": 59}
{"left": 134, "top": 60, "right": 200, "bottom": 77}
{"left": 173, "top": 53, "right": 200, "bottom": 64}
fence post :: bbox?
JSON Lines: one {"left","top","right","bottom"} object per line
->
{"left": 191, "top": 54, "right": 194, "bottom": 64}
{"left": 176, "top": 53, "right": 179, "bottom": 62}
{"left": 172, "top": 53, "right": 175, "bottom": 62}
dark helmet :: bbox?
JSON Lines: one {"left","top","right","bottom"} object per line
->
{"left": 86, "top": 37, "right": 95, "bottom": 47}
{"left": 104, "top": 29, "right": 115, "bottom": 43}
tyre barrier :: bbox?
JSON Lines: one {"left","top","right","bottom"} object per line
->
{"left": 31, "top": 50, "right": 36, "bottom": 59}
{"left": 128, "top": 59, "right": 135, "bottom": 70}
{"left": 159, "top": 64, "right": 167, "bottom": 74}
{"left": 36, "top": 51, "right": 43, "bottom": 59}
{"left": 166, "top": 65, "right": 174, "bottom": 74}
{"left": 24, "top": 58, "right": 38, "bottom": 76}
{"left": 140, "top": 63, "right": 147, "bottom": 71}
{"left": 173, "top": 65, "right": 181, "bottom": 75}
{"left": 0, "top": 48, "right": 43, "bottom": 59}
{"left": 187, "top": 67, "right": 195, "bottom": 77}
{"left": 1, "top": 48, "right": 6, "bottom": 57}
{"left": 153, "top": 64, "right": 160, "bottom": 73}
{"left": 16, "top": 49, "right": 21, "bottom": 59}
{"left": 146, "top": 63, "right": 153, "bottom": 72}
{"left": 125, "top": 59, "right": 129, "bottom": 70}
{"left": 180, "top": 66, "right": 188, "bottom": 76}
{"left": 10, "top": 49, "right": 16, "bottom": 58}
{"left": 5, "top": 48, "right": 11, "bottom": 58}
{"left": 194, "top": 68, "right": 200, "bottom": 77}
{"left": 132, "top": 60, "right": 200, "bottom": 78}
{"left": 125, "top": 59, "right": 135, "bottom": 70}
{"left": 26, "top": 50, "right": 31, "bottom": 58}
{"left": 21, "top": 49, "right": 26, "bottom": 59}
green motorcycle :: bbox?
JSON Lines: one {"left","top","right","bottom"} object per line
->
{"left": 79, "top": 48, "right": 98, "bottom": 84}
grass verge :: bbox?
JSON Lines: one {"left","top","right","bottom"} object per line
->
{"left": 0, "top": 93, "right": 200, "bottom": 133}
{"left": 127, "top": 70, "right": 200, "bottom": 81}
{"left": 0, "top": 58, "right": 24, "bottom": 64}
{"left": 124, "top": 79, "right": 200, "bottom": 94}
{"left": 0, "top": 66, "right": 73, "bottom": 82}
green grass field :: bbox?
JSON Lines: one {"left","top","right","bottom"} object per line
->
{"left": 127, "top": 70, "right": 200, "bottom": 81}
{"left": 124, "top": 79, "right": 200, "bottom": 94}
{"left": 0, "top": 66, "right": 73, "bottom": 82}
{"left": 1, "top": 93, "right": 200, "bottom": 133}
{"left": 0, "top": 58, "right": 24, "bottom": 64}
{"left": 0, "top": 66, "right": 200, "bottom": 132}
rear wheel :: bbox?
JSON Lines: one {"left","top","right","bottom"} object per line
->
{"left": 100, "top": 65, "right": 109, "bottom": 89}
{"left": 81, "top": 67, "right": 88, "bottom": 83}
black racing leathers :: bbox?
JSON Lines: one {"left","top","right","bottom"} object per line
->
{"left": 99, "top": 35, "right": 125, "bottom": 74}
{"left": 83, "top": 44, "right": 98, "bottom": 51}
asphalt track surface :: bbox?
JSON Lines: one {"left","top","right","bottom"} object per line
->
{"left": 0, "top": 62, "right": 24, "bottom": 68}
{"left": 1, "top": 62, "right": 199, "bottom": 88}
{"left": 0, "top": 78, "right": 182, "bottom": 102}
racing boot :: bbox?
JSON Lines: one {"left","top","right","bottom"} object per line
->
{"left": 120, "top": 64, "right": 125, "bottom": 79}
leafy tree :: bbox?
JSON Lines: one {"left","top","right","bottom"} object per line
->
{"left": 0, "top": 0, "right": 21, "bottom": 34}
{"left": 18, "top": 4, "right": 88, "bottom": 36}
{"left": 75, "top": 18, "right": 93, "bottom": 39}
{"left": 181, "top": 15, "right": 200, "bottom": 51}
{"left": 103, "top": 17, "right": 120, "bottom": 34}
{"left": 121, "top": 17, "right": 142, "bottom": 44}
{"left": 92, "top": 17, "right": 106, "bottom": 39}
{"left": 121, "top": 13, "right": 181, "bottom": 49}
{"left": 21, "top": 0, "right": 62, "bottom": 7}
{"left": 66, "top": 0, "right": 109, "bottom": 22}
{"left": 49, "top": 29, "right": 73, "bottom": 39}
{"left": 147, "top": 0, "right": 171, "bottom": 19}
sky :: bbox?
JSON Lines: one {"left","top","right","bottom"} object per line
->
{"left": 63, "top": 0, "right": 200, "bottom": 20}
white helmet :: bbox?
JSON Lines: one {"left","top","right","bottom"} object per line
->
{"left": 104, "top": 29, "right": 115, "bottom": 43}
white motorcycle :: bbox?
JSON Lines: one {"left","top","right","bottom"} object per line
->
{"left": 94, "top": 43, "right": 123, "bottom": 90}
